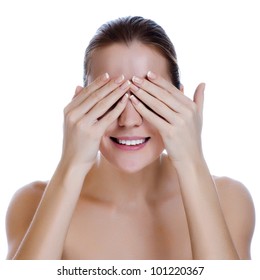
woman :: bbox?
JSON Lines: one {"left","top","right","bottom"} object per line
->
{"left": 6, "top": 16, "right": 255, "bottom": 260}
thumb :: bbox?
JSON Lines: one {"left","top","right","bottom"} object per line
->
{"left": 73, "top": 86, "right": 84, "bottom": 99}
{"left": 193, "top": 83, "right": 205, "bottom": 119}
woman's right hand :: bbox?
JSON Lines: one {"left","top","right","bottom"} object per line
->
{"left": 61, "top": 73, "right": 130, "bottom": 168}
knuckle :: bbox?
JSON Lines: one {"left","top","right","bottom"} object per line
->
{"left": 91, "top": 93, "right": 102, "bottom": 105}
{"left": 65, "top": 111, "right": 77, "bottom": 125}
{"left": 75, "top": 118, "right": 87, "bottom": 132}
{"left": 185, "top": 104, "right": 197, "bottom": 120}
{"left": 63, "top": 104, "right": 71, "bottom": 116}
{"left": 176, "top": 115, "right": 186, "bottom": 127}
{"left": 63, "top": 106, "right": 69, "bottom": 116}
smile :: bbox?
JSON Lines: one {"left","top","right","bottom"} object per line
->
{"left": 110, "top": 137, "right": 150, "bottom": 150}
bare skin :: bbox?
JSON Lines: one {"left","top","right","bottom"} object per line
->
{"left": 5, "top": 42, "right": 255, "bottom": 260}
{"left": 6, "top": 164, "right": 254, "bottom": 260}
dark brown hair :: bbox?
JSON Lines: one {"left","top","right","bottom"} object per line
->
{"left": 83, "top": 16, "right": 180, "bottom": 89}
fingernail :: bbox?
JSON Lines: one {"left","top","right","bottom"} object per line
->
{"left": 115, "top": 74, "right": 125, "bottom": 84}
{"left": 121, "top": 93, "right": 129, "bottom": 103}
{"left": 147, "top": 71, "right": 156, "bottom": 80}
{"left": 120, "top": 80, "right": 131, "bottom": 90}
{"left": 130, "top": 94, "right": 139, "bottom": 105}
{"left": 132, "top": 76, "right": 143, "bottom": 85}
{"left": 101, "top": 72, "right": 109, "bottom": 81}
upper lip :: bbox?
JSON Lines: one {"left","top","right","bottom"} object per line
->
{"left": 110, "top": 136, "right": 149, "bottom": 140}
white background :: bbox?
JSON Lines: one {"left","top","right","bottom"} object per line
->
{"left": 0, "top": 0, "right": 259, "bottom": 260}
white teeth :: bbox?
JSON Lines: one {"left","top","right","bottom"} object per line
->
{"left": 118, "top": 139, "right": 146, "bottom": 146}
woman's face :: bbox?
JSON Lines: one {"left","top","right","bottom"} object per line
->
{"left": 88, "top": 41, "right": 172, "bottom": 173}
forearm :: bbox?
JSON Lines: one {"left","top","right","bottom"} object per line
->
{"left": 13, "top": 160, "right": 91, "bottom": 260}
{"left": 175, "top": 158, "right": 239, "bottom": 260}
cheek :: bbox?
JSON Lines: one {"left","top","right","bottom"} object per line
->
{"left": 102, "top": 121, "right": 118, "bottom": 138}
{"left": 148, "top": 127, "right": 165, "bottom": 155}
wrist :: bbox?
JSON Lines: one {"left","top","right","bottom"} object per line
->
{"left": 172, "top": 152, "right": 207, "bottom": 173}
{"left": 174, "top": 156, "right": 214, "bottom": 194}
{"left": 174, "top": 156, "right": 213, "bottom": 187}
{"left": 59, "top": 154, "right": 94, "bottom": 172}
{"left": 54, "top": 157, "right": 92, "bottom": 186}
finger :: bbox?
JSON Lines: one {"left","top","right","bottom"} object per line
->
{"left": 130, "top": 90, "right": 176, "bottom": 124}
{"left": 132, "top": 76, "right": 186, "bottom": 113}
{"left": 82, "top": 72, "right": 110, "bottom": 96}
{"left": 130, "top": 82, "right": 183, "bottom": 122}
{"left": 147, "top": 70, "right": 181, "bottom": 94}
{"left": 87, "top": 80, "right": 131, "bottom": 122}
{"left": 95, "top": 93, "right": 129, "bottom": 132}
{"left": 75, "top": 73, "right": 111, "bottom": 100}
{"left": 65, "top": 73, "right": 111, "bottom": 113}
{"left": 129, "top": 94, "right": 171, "bottom": 132}
{"left": 65, "top": 74, "right": 125, "bottom": 118}
{"left": 144, "top": 71, "right": 190, "bottom": 104}
{"left": 86, "top": 74, "right": 125, "bottom": 108}
{"left": 193, "top": 83, "right": 205, "bottom": 119}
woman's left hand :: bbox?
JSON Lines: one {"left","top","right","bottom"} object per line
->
{"left": 130, "top": 71, "right": 205, "bottom": 167}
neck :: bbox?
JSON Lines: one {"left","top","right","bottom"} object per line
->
{"left": 83, "top": 153, "right": 168, "bottom": 204}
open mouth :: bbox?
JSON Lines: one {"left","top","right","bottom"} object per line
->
{"left": 110, "top": 137, "right": 150, "bottom": 146}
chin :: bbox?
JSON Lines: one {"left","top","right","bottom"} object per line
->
{"left": 100, "top": 150, "right": 162, "bottom": 174}
{"left": 114, "top": 160, "right": 149, "bottom": 174}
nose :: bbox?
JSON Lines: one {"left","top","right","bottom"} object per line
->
{"left": 118, "top": 97, "right": 143, "bottom": 127}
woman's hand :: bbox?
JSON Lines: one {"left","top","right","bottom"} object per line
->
{"left": 7, "top": 73, "right": 131, "bottom": 260}
{"left": 129, "top": 72, "right": 243, "bottom": 260}
{"left": 61, "top": 73, "right": 130, "bottom": 167}
{"left": 130, "top": 71, "right": 205, "bottom": 167}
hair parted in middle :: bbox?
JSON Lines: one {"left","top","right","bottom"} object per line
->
{"left": 83, "top": 16, "right": 180, "bottom": 89}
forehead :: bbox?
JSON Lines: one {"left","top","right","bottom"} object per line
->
{"left": 88, "top": 41, "right": 170, "bottom": 82}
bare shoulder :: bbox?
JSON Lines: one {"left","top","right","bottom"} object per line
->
{"left": 213, "top": 176, "right": 251, "bottom": 198}
{"left": 5, "top": 181, "right": 48, "bottom": 259}
{"left": 213, "top": 176, "right": 255, "bottom": 259}
{"left": 7, "top": 180, "right": 47, "bottom": 215}
{"left": 213, "top": 176, "right": 254, "bottom": 209}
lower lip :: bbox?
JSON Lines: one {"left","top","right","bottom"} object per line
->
{"left": 111, "top": 139, "right": 149, "bottom": 151}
